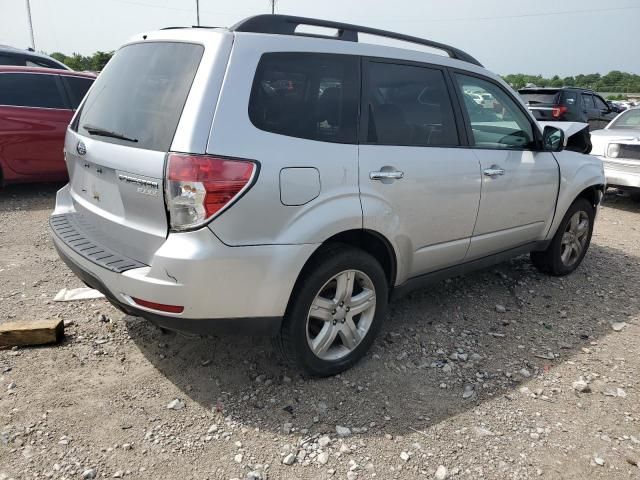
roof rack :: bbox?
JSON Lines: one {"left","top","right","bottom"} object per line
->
{"left": 231, "top": 15, "right": 482, "bottom": 67}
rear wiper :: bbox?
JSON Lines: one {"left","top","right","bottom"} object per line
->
{"left": 83, "top": 124, "right": 138, "bottom": 143}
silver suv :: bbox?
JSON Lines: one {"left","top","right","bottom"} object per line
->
{"left": 50, "top": 15, "right": 605, "bottom": 376}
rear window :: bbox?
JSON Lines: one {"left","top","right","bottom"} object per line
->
{"left": 77, "top": 42, "right": 203, "bottom": 151}
{"left": 519, "top": 90, "right": 559, "bottom": 105}
{"left": 249, "top": 53, "right": 359, "bottom": 144}
{"left": 0, "top": 73, "right": 66, "bottom": 108}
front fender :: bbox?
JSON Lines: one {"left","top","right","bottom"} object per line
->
{"left": 546, "top": 150, "right": 605, "bottom": 239}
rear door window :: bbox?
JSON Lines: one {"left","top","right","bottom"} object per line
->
{"left": 249, "top": 53, "right": 359, "bottom": 144}
{"left": 62, "top": 76, "right": 94, "bottom": 109}
{"left": 0, "top": 72, "right": 67, "bottom": 108}
{"left": 582, "top": 93, "right": 595, "bottom": 110}
{"left": 77, "top": 42, "right": 204, "bottom": 151}
{"left": 364, "top": 61, "right": 459, "bottom": 147}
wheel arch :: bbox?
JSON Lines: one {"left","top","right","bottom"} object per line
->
{"left": 576, "top": 183, "right": 605, "bottom": 210}
{"left": 290, "top": 229, "right": 398, "bottom": 302}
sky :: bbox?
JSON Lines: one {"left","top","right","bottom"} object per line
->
{"left": 1, "top": 0, "right": 639, "bottom": 76}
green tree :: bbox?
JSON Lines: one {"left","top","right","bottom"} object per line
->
{"left": 501, "top": 70, "right": 640, "bottom": 94}
{"left": 49, "top": 52, "right": 67, "bottom": 64}
{"left": 64, "top": 52, "right": 91, "bottom": 71}
{"left": 90, "top": 51, "right": 113, "bottom": 71}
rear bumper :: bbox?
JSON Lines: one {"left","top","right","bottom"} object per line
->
{"left": 50, "top": 186, "right": 318, "bottom": 335}
{"left": 54, "top": 242, "right": 282, "bottom": 335}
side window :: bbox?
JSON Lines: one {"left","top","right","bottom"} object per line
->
{"left": 63, "top": 76, "right": 94, "bottom": 108}
{"left": 455, "top": 74, "right": 535, "bottom": 150}
{"left": 0, "top": 73, "right": 66, "bottom": 109}
{"left": 562, "top": 91, "right": 577, "bottom": 106}
{"left": 365, "top": 62, "right": 459, "bottom": 147}
{"left": 593, "top": 96, "right": 608, "bottom": 111}
{"left": 249, "top": 53, "right": 359, "bottom": 143}
{"left": 582, "top": 94, "right": 594, "bottom": 110}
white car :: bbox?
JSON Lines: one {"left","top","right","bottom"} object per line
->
{"left": 591, "top": 107, "right": 640, "bottom": 198}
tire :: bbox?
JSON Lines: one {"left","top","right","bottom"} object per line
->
{"left": 629, "top": 189, "right": 640, "bottom": 202}
{"left": 275, "top": 244, "right": 388, "bottom": 377}
{"left": 530, "top": 197, "right": 594, "bottom": 276}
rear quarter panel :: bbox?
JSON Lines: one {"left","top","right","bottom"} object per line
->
{"left": 204, "top": 34, "right": 362, "bottom": 247}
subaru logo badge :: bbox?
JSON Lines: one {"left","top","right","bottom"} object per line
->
{"left": 76, "top": 141, "right": 87, "bottom": 156}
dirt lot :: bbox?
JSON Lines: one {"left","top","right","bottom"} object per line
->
{"left": 1, "top": 184, "right": 639, "bottom": 480}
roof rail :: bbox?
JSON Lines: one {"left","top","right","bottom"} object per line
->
{"left": 231, "top": 14, "right": 483, "bottom": 67}
{"left": 160, "top": 26, "right": 219, "bottom": 30}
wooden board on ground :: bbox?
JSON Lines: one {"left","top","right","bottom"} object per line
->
{"left": 0, "top": 319, "right": 64, "bottom": 347}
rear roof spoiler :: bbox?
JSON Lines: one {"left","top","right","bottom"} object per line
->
{"left": 231, "top": 14, "right": 483, "bottom": 67}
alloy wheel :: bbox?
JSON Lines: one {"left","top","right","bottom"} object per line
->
{"left": 560, "top": 210, "right": 589, "bottom": 267}
{"left": 305, "top": 269, "right": 377, "bottom": 361}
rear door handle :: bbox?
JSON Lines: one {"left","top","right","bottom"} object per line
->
{"left": 370, "top": 170, "right": 404, "bottom": 180}
{"left": 483, "top": 167, "right": 505, "bottom": 177}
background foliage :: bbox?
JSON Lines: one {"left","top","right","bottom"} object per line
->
{"left": 49, "top": 51, "right": 114, "bottom": 71}
{"left": 502, "top": 71, "right": 640, "bottom": 93}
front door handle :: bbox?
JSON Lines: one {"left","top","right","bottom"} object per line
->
{"left": 483, "top": 166, "right": 505, "bottom": 177}
{"left": 370, "top": 170, "right": 404, "bottom": 180}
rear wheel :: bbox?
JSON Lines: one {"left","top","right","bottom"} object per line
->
{"left": 275, "top": 244, "right": 388, "bottom": 376}
{"left": 530, "top": 197, "right": 594, "bottom": 275}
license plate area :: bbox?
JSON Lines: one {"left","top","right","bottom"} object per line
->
{"left": 71, "top": 158, "right": 122, "bottom": 212}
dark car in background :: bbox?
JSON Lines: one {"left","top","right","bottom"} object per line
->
{"left": 0, "top": 66, "right": 95, "bottom": 185}
{"left": 0, "top": 45, "right": 70, "bottom": 70}
{"left": 518, "top": 87, "right": 617, "bottom": 130}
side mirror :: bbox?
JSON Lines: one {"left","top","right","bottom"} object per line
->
{"left": 542, "top": 125, "right": 565, "bottom": 152}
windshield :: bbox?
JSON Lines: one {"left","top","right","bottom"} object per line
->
{"left": 77, "top": 42, "right": 204, "bottom": 151}
{"left": 609, "top": 109, "right": 640, "bottom": 129}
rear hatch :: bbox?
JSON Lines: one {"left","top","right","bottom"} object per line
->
{"left": 519, "top": 89, "right": 560, "bottom": 120}
{"left": 64, "top": 40, "right": 210, "bottom": 265}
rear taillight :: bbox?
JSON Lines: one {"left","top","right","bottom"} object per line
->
{"left": 551, "top": 105, "right": 568, "bottom": 119}
{"left": 165, "top": 153, "right": 256, "bottom": 231}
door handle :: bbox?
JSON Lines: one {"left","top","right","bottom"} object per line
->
{"left": 483, "top": 167, "right": 505, "bottom": 177}
{"left": 370, "top": 170, "right": 404, "bottom": 180}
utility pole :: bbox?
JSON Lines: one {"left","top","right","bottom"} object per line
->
{"left": 269, "top": 0, "right": 277, "bottom": 14}
{"left": 25, "top": 0, "right": 35, "bottom": 50}
{"left": 196, "top": 0, "right": 200, "bottom": 26}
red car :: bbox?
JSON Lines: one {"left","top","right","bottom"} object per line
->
{"left": 0, "top": 66, "right": 95, "bottom": 185}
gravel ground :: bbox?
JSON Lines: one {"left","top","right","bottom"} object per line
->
{"left": 1, "top": 183, "right": 639, "bottom": 480}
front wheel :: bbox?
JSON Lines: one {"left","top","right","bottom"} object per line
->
{"left": 530, "top": 197, "right": 594, "bottom": 276}
{"left": 275, "top": 245, "right": 388, "bottom": 376}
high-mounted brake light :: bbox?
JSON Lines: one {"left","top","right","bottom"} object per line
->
{"left": 551, "top": 105, "right": 568, "bottom": 119}
{"left": 165, "top": 153, "right": 256, "bottom": 231}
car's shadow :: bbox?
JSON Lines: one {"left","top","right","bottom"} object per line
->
{"left": 0, "top": 182, "right": 65, "bottom": 212}
{"left": 602, "top": 188, "right": 640, "bottom": 213}
{"left": 125, "top": 242, "right": 637, "bottom": 437}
